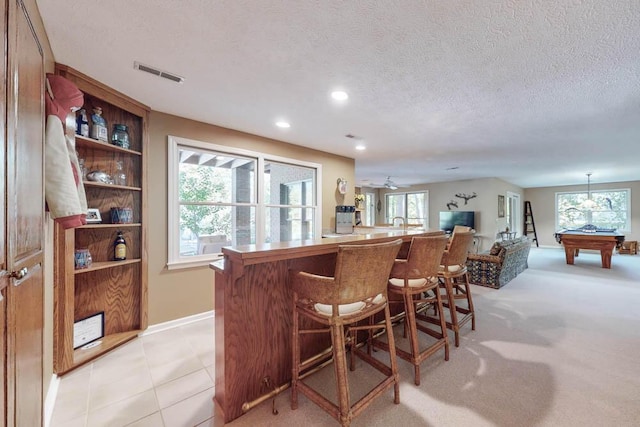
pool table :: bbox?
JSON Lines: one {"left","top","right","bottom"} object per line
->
{"left": 554, "top": 228, "right": 625, "bottom": 269}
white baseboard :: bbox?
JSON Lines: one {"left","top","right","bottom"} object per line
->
{"left": 141, "top": 310, "right": 214, "bottom": 336}
{"left": 44, "top": 374, "right": 60, "bottom": 427}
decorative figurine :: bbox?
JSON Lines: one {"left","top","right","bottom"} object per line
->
{"left": 90, "top": 106, "right": 108, "bottom": 141}
{"left": 76, "top": 108, "right": 89, "bottom": 137}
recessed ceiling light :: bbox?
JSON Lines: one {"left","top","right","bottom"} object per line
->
{"left": 355, "top": 144, "right": 366, "bottom": 151}
{"left": 331, "top": 91, "right": 348, "bottom": 101}
{"left": 275, "top": 121, "right": 290, "bottom": 128}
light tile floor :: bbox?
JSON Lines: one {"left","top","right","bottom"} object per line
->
{"left": 51, "top": 317, "right": 216, "bottom": 427}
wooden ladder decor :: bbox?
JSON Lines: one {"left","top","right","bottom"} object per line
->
{"left": 523, "top": 201, "right": 539, "bottom": 247}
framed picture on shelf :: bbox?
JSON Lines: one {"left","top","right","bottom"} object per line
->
{"left": 497, "top": 195, "right": 505, "bottom": 218}
{"left": 86, "top": 208, "right": 102, "bottom": 223}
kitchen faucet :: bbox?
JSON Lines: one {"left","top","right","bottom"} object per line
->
{"left": 392, "top": 216, "right": 406, "bottom": 230}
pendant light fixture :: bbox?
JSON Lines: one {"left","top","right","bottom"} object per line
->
{"left": 581, "top": 173, "right": 597, "bottom": 210}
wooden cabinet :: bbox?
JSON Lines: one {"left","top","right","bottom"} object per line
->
{"left": 53, "top": 64, "right": 149, "bottom": 374}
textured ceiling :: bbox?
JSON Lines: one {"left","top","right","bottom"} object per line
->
{"left": 37, "top": 0, "right": 640, "bottom": 188}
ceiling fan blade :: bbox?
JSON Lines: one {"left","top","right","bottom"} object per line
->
{"left": 361, "top": 176, "right": 410, "bottom": 189}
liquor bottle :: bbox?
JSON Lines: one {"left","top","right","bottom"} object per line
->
{"left": 90, "top": 106, "right": 108, "bottom": 141}
{"left": 76, "top": 108, "right": 89, "bottom": 137}
{"left": 114, "top": 231, "right": 127, "bottom": 261}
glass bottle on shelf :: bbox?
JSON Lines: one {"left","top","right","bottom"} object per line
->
{"left": 114, "top": 231, "right": 127, "bottom": 261}
{"left": 90, "top": 106, "right": 108, "bottom": 141}
{"left": 77, "top": 157, "right": 87, "bottom": 181}
{"left": 114, "top": 160, "right": 126, "bottom": 186}
{"left": 76, "top": 108, "right": 89, "bottom": 137}
{"left": 111, "top": 124, "right": 130, "bottom": 149}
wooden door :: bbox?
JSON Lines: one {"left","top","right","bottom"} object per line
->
{"left": 1, "top": 0, "right": 8, "bottom": 425}
{"left": 5, "top": 0, "right": 45, "bottom": 426}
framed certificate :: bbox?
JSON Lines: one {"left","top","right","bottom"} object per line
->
{"left": 73, "top": 311, "right": 105, "bottom": 349}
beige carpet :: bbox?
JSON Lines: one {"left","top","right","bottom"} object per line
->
{"left": 225, "top": 247, "right": 640, "bottom": 426}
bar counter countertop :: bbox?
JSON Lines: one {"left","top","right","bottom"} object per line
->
{"left": 210, "top": 228, "right": 443, "bottom": 422}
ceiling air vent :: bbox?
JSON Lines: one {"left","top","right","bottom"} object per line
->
{"left": 134, "top": 61, "right": 184, "bottom": 84}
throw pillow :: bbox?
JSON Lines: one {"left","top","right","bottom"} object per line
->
{"left": 489, "top": 243, "right": 501, "bottom": 255}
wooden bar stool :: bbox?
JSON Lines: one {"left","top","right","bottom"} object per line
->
{"left": 433, "top": 230, "right": 476, "bottom": 347}
{"left": 290, "top": 239, "right": 402, "bottom": 427}
{"left": 373, "top": 235, "right": 450, "bottom": 385}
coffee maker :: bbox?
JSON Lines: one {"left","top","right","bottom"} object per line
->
{"left": 335, "top": 205, "right": 356, "bottom": 234}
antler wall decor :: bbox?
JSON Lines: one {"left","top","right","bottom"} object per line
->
{"left": 455, "top": 192, "right": 477, "bottom": 205}
{"left": 446, "top": 200, "right": 458, "bottom": 210}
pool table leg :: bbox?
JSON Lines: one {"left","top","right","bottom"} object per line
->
{"left": 564, "top": 247, "right": 575, "bottom": 265}
{"left": 600, "top": 249, "right": 612, "bottom": 269}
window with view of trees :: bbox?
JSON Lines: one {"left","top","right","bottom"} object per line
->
{"left": 168, "top": 136, "right": 321, "bottom": 269}
{"left": 556, "top": 189, "right": 630, "bottom": 231}
{"left": 385, "top": 191, "right": 428, "bottom": 226}
{"left": 264, "top": 161, "right": 315, "bottom": 243}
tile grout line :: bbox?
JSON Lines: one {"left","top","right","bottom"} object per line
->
{"left": 83, "top": 362, "right": 93, "bottom": 427}
{"left": 133, "top": 333, "right": 166, "bottom": 426}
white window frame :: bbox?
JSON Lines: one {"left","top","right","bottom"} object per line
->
{"left": 167, "top": 135, "right": 322, "bottom": 269}
{"left": 385, "top": 191, "right": 429, "bottom": 227}
{"left": 364, "top": 192, "right": 376, "bottom": 226}
{"left": 555, "top": 188, "right": 631, "bottom": 232}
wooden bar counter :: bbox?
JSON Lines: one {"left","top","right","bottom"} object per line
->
{"left": 210, "top": 229, "right": 443, "bottom": 422}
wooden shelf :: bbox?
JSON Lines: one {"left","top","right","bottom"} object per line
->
{"left": 74, "top": 259, "right": 141, "bottom": 274}
{"left": 83, "top": 181, "right": 142, "bottom": 191}
{"left": 75, "top": 134, "right": 142, "bottom": 156}
{"left": 80, "top": 223, "right": 141, "bottom": 229}
{"left": 68, "top": 330, "right": 141, "bottom": 374}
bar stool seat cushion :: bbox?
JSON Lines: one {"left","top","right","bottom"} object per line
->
{"left": 439, "top": 264, "right": 464, "bottom": 273}
{"left": 314, "top": 293, "right": 384, "bottom": 316}
{"left": 388, "top": 276, "right": 438, "bottom": 288}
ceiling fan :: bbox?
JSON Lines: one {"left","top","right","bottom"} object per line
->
{"left": 367, "top": 176, "right": 409, "bottom": 190}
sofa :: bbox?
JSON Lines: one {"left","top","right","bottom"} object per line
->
{"left": 466, "top": 236, "right": 531, "bottom": 289}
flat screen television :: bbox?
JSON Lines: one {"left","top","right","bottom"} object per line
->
{"left": 439, "top": 211, "right": 475, "bottom": 234}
